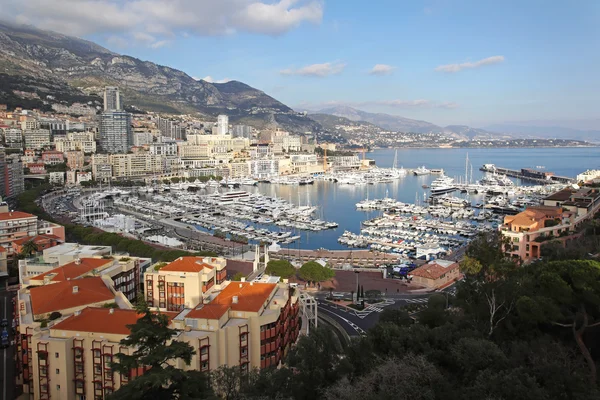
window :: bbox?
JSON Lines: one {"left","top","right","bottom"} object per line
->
{"left": 241, "top": 347, "right": 248, "bottom": 357}
{"left": 240, "top": 333, "right": 248, "bottom": 341}
{"left": 56, "top": 384, "right": 61, "bottom": 390}
{"left": 55, "top": 352, "right": 59, "bottom": 358}
{"left": 56, "top": 368, "right": 60, "bottom": 374}
{"left": 200, "top": 347, "right": 208, "bottom": 355}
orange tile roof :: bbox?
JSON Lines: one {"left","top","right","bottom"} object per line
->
{"left": 187, "top": 282, "right": 276, "bottom": 320}
{"left": 12, "top": 234, "right": 62, "bottom": 246}
{"left": 31, "top": 258, "right": 113, "bottom": 282}
{"left": 52, "top": 307, "right": 141, "bottom": 335}
{"left": 52, "top": 307, "right": 179, "bottom": 335}
{"left": 0, "top": 246, "right": 6, "bottom": 253}
{"left": 0, "top": 211, "right": 36, "bottom": 221}
{"left": 29, "top": 277, "right": 114, "bottom": 315}
{"left": 160, "top": 256, "right": 215, "bottom": 273}
{"left": 411, "top": 262, "right": 459, "bottom": 280}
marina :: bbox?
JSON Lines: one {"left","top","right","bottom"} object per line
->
{"left": 70, "top": 148, "right": 599, "bottom": 259}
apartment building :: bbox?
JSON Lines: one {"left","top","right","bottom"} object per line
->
{"left": 148, "top": 137, "right": 178, "bottom": 156}
{"left": 26, "top": 256, "right": 141, "bottom": 302}
{"left": 0, "top": 211, "right": 38, "bottom": 254}
{"left": 65, "top": 151, "right": 85, "bottom": 170}
{"left": 41, "top": 150, "right": 65, "bottom": 165}
{"left": 502, "top": 188, "right": 600, "bottom": 263}
{"left": 16, "top": 277, "right": 132, "bottom": 399}
{"left": 23, "top": 129, "right": 52, "bottom": 149}
{"left": 55, "top": 131, "right": 97, "bottom": 153}
{"left": 0, "top": 246, "right": 8, "bottom": 276}
{"left": 110, "top": 153, "right": 165, "bottom": 178}
{"left": 410, "top": 260, "right": 461, "bottom": 289}
{"left": 4, "top": 128, "right": 23, "bottom": 148}
{"left": 12, "top": 234, "right": 63, "bottom": 255}
{"left": 99, "top": 111, "right": 132, "bottom": 153}
{"left": 91, "top": 154, "right": 112, "bottom": 181}
{"left": 145, "top": 256, "right": 228, "bottom": 312}
{"left": 5, "top": 153, "right": 25, "bottom": 197}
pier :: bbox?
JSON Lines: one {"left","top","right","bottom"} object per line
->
{"left": 480, "top": 164, "right": 574, "bottom": 184}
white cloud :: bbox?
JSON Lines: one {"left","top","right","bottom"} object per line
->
{"left": 435, "top": 56, "right": 505, "bottom": 73}
{"left": 3, "top": 0, "right": 323, "bottom": 47}
{"left": 369, "top": 64, "right": 396, "bottom": 75}
{"left": 280, "top": 62, "right": 346, "bottom": 77}
{"left": 201, "top": 76, "right": 231, "bottom": 83}
{"left": 150, "top": 40, "right": 170, "bottom": 49}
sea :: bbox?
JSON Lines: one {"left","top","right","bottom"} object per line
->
{"left": 240, "top": 147, "right": 600, "bottom": 251}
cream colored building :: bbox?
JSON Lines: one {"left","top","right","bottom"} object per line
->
{"left": 23, "top": 129, "right": 52, "bottom": 149}
{"left": 110, "top": 153, "right": 165, "bottom": 178}
{"left": 144, "top": 256, "right": 227, "bottom": 312}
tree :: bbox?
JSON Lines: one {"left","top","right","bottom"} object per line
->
{"left": 109, "top": 298, "right": 213, "bottom": 400}
{"left": 298, "top": 261, "right": 335, "bottom": 284}
{"left": 378, "top": 309, "right": 413, "bottom": 327}
{"left": 265, "top": 259, "right": 296, "bottom": 279}
{"left": 516, "top": 260, "right": 600, "bottom": 384}
{"left": 20, "top": 239, "right": 39, "bottom": 257}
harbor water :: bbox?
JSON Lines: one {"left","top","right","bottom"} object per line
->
{"left": 241, "top": 147, "right": 600, "bottom": 250}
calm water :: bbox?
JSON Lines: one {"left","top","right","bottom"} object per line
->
{"left": 243, "top": 147, "right": 600, "bottom": 250}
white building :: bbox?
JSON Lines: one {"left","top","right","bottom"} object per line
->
{"left": 133, "top": 131, "right": 155, "bottom": 147}
{"left": 577, "top": 170, "right": 600, "bottom": 183}
{"left": 217, "top": 115, "right": 229, "bottom": 135}
{"left": 23, "top": 129, "right": 51, "bottom": 150}
{"left": 48, "top": 172, "right": 65, "bottom": 185}
{"left": 249, "top": 158, "right": 279, "bottom": 179}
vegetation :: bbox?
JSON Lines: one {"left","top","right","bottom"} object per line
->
{"left": 231, "top": 272, "right": 245, "bottom": 281}
{"left": 110, "top": 297, "right": 213, "bottom": 400}
{"left": 197, "top": 232, "right": 600, "bottom": 400}
{"left": 298, "top": 261, "right": 335, "bottom": 284}
{"left": 48, "top": 311, "right": 62, "bottom": 321}
{"left": 265, "top": 259, "right": 296, "bottom": 279}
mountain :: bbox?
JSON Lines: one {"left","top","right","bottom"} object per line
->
{"left": 442, "top": 125, "right": 511, "bottom": 141}
{"left": 308, "top": 113, "right": 382, "bottom": 131}
{"left": 0, "top": 21, "right": 319, "bottom": 132}
{"left": 314, "top": 106, "right": 441, "bottom": 133}
{"left": 483, "top": 124, "right": 600, "bottom": 143}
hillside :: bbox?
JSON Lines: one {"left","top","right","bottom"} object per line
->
{"left": 313, "top": 106, "right": 441, "bottom": 133}
{"left": 309, "top": 113, "right": 382, "bottom": 131}
{"left": 0, "top": 21, "right": 319, "bottom": 133}
{"left": 484, "top": 123, "right": 600, "bottom": 143}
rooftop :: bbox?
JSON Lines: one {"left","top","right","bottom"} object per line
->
{"left": 159, "top": 256, "right": 220, "bottom": 273}
{"left": 31, "top": 258, "right": 113, "bottom": 282}
{"left": 12, "top": 234, "right": 62, "bottom": 246}
{"left": 52, "top": 307, "right": 140, "bottom": 335}
{"left": 411, "top": 261, "right": 459, "bottom": 280}
{"left": 29, "top": 277, "right": 114, "bottom": 315}
{"left": 0, "top": 211, "right": 36, "bottom": 221}
{"left": 544, "top": 188, "right": 575, "bottom": 202}
{"left": 187, "top": 281, "right": 277, "bottom": 320}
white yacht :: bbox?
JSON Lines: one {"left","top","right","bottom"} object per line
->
{"left": 430, "top": 174, "right": 457, "bottom": 195}
{"left": 413, "top": 166, "right": 431, "bottom": 176}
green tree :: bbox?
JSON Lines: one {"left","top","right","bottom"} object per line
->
{"left": 109, "top": 298, "right": 213, "bottom": 400}
{"left": 378, "top": 309, "right": 413, "bottom": 327}
{"left": 265, "top": 259, "right": 296, "bottom": 278}
{"left": 20, "top": 239, "right": 39, "bottom": 257}
{"left": 298, "top": 261, "right": 335, "bottom": 284}
{"left": 516, "top": 260, "right": 600, "bottom": 384}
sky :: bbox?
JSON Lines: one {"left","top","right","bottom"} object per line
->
{"left": 4, "top": 0, "right": 600, "bottom": 128}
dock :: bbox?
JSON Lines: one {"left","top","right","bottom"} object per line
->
{"left": 480, "top": 164, "right": 574, "bottom": 184}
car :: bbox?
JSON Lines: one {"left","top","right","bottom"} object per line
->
{"left": 0, "top": 318, "right": 7, "bottom": 328}
{"left": 1, "top": 329, "right": 8, "bottom": 339}
{"left": 0, "top": 336, "right": 8, "bottom": 349}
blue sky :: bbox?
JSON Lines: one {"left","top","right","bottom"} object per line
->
{"left": 6, "top": 0, "right": 600, "bottom": 127}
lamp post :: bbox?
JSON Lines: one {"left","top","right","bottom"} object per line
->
{"left": 354, "top": 270, "right": 360, "bottom": 304}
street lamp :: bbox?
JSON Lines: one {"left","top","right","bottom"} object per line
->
{"left": 354, "top": 270, "right": 360, "bottom": 304}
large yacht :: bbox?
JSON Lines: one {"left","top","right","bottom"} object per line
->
{"left": 430, "top": 174, "right": 457, "bottom": 195}
{"left": 413, "top": 166, "right": 431, "bottom": 176}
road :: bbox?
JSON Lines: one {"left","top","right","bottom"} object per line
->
{"left": 0, "top": 283, "right": 16, "bottom": 400}
{"left": 314, "top": 284, "right": 458, "bottom": 336}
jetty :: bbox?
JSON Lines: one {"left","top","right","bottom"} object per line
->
{"left": 480, "top": 164, "right": 574, "bottom": 184}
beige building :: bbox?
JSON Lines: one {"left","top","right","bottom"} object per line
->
{"left": 110, "top": 153, "right": 165, "bottom": 178}
{"left": 55, "top": 131, "right": 97, "bottom": 153}
{"left": 410, "top": 260, "right": 461, "bottom": 289}
{"left": 23, "top": 129, "right": 52, "bottom": 149}
{"left": 145, "top": 256, "right": 228, "bottom": 312}
{"left": 65, "top": 151, "right": 85, "bottom": 170}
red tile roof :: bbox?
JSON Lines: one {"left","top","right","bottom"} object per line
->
{"left": 52, "top": 307, "right": 141, "bottom": 335}
{"left": 0, "top": 246, "right": 6, "bottom": 253}
{"left": 0, "top": 211, "right": 36, "bottom": 221}
{"left": 31, "top": 258, "right": 113, "bottom": 282}
{"left": 52, "top": 307, "right": 180, "bottom": 335}
{"left": 160, "top": 256, "right": 215, "bottom": 273}
{"left": 29, "top": 277, "right": 114, "bottom": 315}
{"left": 12, "top": 234, "right": 62, "bottom": 246}
{"left": 411, "top": 261, "right": 459, "bottom": 280}
{"left": 187, "top": 282, "right": 276, "bottom": 320}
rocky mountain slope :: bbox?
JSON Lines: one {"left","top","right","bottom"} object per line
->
{"left": 0, "top": 21, "right": 319, "bottom": 132}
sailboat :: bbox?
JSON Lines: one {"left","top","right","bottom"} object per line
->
{"left": 391, "top": 149, "right": 407, "bottom": 177}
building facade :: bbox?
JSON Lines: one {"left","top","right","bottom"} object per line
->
{"left": 99, "top": 111, "right": 132, "bottom": 154}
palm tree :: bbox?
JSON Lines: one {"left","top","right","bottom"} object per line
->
{"left": 20, "top": 239, "right": 38, "bottom": 258}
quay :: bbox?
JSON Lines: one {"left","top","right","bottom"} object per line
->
{"left": 480, "top": 164, "right": 574, "bottom": 184}
{"left": 271, "top": 248, "right": 401, "bottom": 267}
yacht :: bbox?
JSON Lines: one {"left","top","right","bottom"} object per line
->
{"left": 413, "top": 166, "right": 431, "bottom": 176}
{"left": 430, "top": 174, "right": 457, "bottom": 195}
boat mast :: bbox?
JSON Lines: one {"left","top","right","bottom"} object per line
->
{"left": 393, "top": 149, "right": 398, "bottom": 170}
{"left": 465, "top": 152, "right": 469, "bottom": 184}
